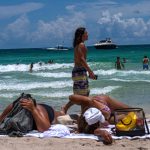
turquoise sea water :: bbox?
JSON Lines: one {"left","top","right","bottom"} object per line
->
{"left": 0, "top": 45, "right": 150, "bottom": 113}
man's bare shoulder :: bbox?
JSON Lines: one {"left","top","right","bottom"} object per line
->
{"left": 78, "top": 42, "right": 85, "bottom": 49}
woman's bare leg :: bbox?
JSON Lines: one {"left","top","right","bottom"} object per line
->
{"left": 61, "top": 101, "right": 74, "bottom": 114}
{"left": 105, "top": 96, "right": 130, "bottom": 111}
{"left": 92, "top": 95, "right": 129, "bottom": 111}
{"left": 62, "top": 95, "right": 92, "bottom": 114}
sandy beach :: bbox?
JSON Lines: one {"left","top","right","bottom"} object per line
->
{"left": 0, "top": 136, "right": 150, "bottom": 150}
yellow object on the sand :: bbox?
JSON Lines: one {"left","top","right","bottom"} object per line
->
{"left": 116, "top": 112, "right": 137, "bottom": 131}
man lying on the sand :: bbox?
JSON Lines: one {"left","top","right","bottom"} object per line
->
{"left": 62, "top": 94, "right": 130, "bottom": 144}
{"left": 0, "top": 94, "right": 65, "bottom": 133}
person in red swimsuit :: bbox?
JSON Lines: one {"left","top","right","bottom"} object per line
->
{"left": 143, "top": 55, "right": 149, "bottom": 70}
{"left": 115, "top": 57, "right": 124, "bottom": 70}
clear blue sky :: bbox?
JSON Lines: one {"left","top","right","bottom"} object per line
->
{"left": 0, "top": 0, "right": 150, "bottom": 48}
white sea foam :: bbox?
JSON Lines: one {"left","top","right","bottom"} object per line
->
{"left": 0, "top": 80, "right": 72, "bottom": 91}
{"left": 0, "top": 93, "right": 20, "bottom": 98}
{"left": 1, "top": 76, "right": 12, "bottom": 79}
{"left": 0, "top": 64, "right": 29, "bottom": 72}
{"left": 33, "top": 91, "right": 73, "bottom": 98}
{"left": 90, "top": 86, "right": 120, "bottom": 95}
{"left": 1, "top": 63, "right": 150, "bottom": 77}
{"left": 0, "top": 63, "right": 73, "bottom": 72}
{"left": 33, "top": 63, "right": 73, "bottom": 71}
{"left": 0, "top": 86, "right": 120, "bottom": 98}
{"left": 110, "top": 78, "right": 150, "bottom": 83}
{"left": 121, "top": 70, "right": 150, "bottom": 75}
{"left": 95, "top": 69, "right": 117, "bottom": 75}
{"left": 32, "top": 72, "right": 71, "bottom": 78}
{"left": 95, "top": 69, "right": 150, "bottom": 76}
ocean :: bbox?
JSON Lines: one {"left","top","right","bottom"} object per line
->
{"left": 0, "top": 45, "right": 150, "bottom": 113}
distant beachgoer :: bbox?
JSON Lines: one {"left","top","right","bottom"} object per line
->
{"left": 72, "top": 27, "right": 96, "bottom": 96}
{"left": 143, "top": 56, "right": 149, "bottom": 70}
{"left": 39, "top": 62, "right": 42, "bottom": 66}
{"left": 115, "top": 57, "right": 124, "bottom": 70}
{"left": 29, "top": 62, "right": 34, "bottom": 72}
{"left": 123, "top": 58, "right": 126, "bottom": 63}
{"left": 48, "top": 60, "right": 53, "bottom": 64}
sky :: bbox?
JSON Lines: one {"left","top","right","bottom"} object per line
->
{"left": 0, "top": 0, "right": 150, "bottom": 49}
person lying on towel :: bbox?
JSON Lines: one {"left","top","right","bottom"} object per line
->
{"left": 63, "top": 94, "right": 130, "bottom": 123}
{"left": 0, "top": 93, "right": 65, "bottom": 135}
{"left": 61, "top": 94, "right": 131, "bottom": 144}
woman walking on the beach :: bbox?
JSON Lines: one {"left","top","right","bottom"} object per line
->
{"left": 72, "top": 27, "right": 96, "bottom": 96}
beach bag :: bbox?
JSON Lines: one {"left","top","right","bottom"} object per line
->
{"left": 113, "top": 108, "right": 149, "bottom": 137}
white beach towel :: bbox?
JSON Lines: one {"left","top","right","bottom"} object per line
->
{"left": 1, "top": 124, "right": 150, "bottom": 140}
{"left": 25, "top": 124, "right": 70, "bottom": 138}
{"left": 0, "top": 124, "right": 71, "bottom": 138}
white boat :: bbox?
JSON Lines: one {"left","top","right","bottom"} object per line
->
{"left": 46, "top": 45, "right": 69, "bottom": 51}
{"left": 94, "top": 38, "right": 117, "bottom": 49}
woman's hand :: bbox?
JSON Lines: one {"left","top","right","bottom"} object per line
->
{"left": 88, "top": 70, "right": 96, "bottom": 80}
{"left": 20, "top": 98, "right": 36, "bottom": 112}
{"left": 94, "top": 129, "right": 113, "bottom": 145}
